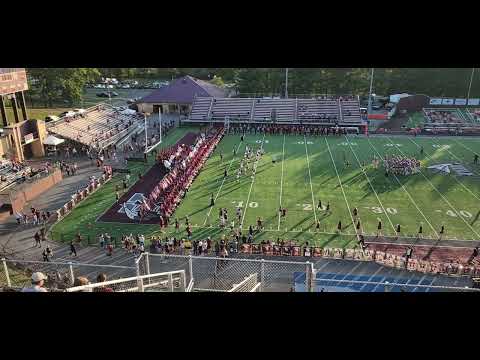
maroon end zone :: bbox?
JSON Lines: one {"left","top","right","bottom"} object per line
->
{"left": 98, "top": 132, "right": 198, "bottom": 225}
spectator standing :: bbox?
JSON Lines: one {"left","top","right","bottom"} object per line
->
{"left": 34, "top": 232, "right": 41, "bottom": 248}
{"left": 70, "top": 241, "right": 77, "bottom": 257}
{"left": 42, "top": 246, "right": 53, "bottom": 262}
{"left": 21, "top": 272, "right": 48, "bottom": 293}
{"left": 94, "top": 273, "right": 114, "bottom": 292}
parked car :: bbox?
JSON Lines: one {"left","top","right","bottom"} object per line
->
{"left": 73, "top": 108, "right": 86, "bottom": 115}
{"left": 45, "top": 115, "right": 60, "bottom": 122}
{"left": 59, "top": 111, "right": 76, "bottom": 118}
{"left": 97, "top": 91, "right": 118, "bottom": 98}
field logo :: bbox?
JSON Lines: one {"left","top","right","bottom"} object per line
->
{"left": 118, "top": 193, "right": 161, "bottom": 220}
{"left": 427, "top": 163, "right": 473, "bottom": 176}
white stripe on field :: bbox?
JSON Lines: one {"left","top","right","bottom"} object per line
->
{"left": 344, "top": 135, "right": 396, "bottom": 233}
{"left": 304, "top": 135, "right": 318, "bottom": 224}
{"left": 203, "top": 140, "right": 244, "bottom": 225}
{"left": 278, "top": 134, "right": 286, "bottom": 231}
{"left": 385, "top": 136, "right": 480, "bottom": 239}
{"left": 366, "top": 137, "right": 439, "bottom": 238}
{"left": 325, "top": 137, "right": 356, "bottom": 236}
{"left": 241, "top": 134, "right": 266, "bottom": 226}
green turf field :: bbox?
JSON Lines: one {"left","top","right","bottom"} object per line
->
{"left": 51, "top": 129, "right": 480, "bottom": 248}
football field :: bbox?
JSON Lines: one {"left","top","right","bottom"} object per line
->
{"left": 171, "top": 133, "right": 480, "bottom": 247}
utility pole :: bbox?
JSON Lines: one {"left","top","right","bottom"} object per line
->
{"left": 367, "top": 68, "right": 375, "bottom": 117}
{"left": 285, "top": 68, "right": 289, "bottom": 99}
{"left": 467, "top": 68, "right": 475, "bottom": 106}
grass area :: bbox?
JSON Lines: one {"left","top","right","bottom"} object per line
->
{"left": 1, "top": 265, "right": 31, "bottom": 288}
{"left": 3, "top": 108, "right": 71, "bottom": 124}
{"left": 50, "top": 126, "right": 199, "bottom": 244}
{"left": 406, "top": 112, "right": 425, "bottom": 128}
{"left": 51, "top": 130, "right": 480, "bottom": 248}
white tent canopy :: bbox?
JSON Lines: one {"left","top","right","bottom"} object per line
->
{"left": 44, "top": 135, "right": 65, "bottom": 146}
{"left": 121, "top": 109, "right": 137, "bottom": 115}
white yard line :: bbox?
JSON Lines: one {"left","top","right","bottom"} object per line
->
{"left": 385, "top": 136, "right": 480, "bottom": 239}
{"left": 344, "top": 135, "right": 396, "bottom": 233}
{"left": 366, "top": 138, "right": 439, "bottom": 237}
{"left": 409, "top": 137, "right": 480, "bottom": 201}
{"left": 304, "top": 135, "right": 318, "bottom": 224}
{"left": 450, "top": 137, "right": 479, "bottom": 157}
{"left": 324, "top": 137, "right": 357, "bottom": 237}
{"left": 203, "top": 141, "right": 244, "bottom": 225}
{"left": 241, "top": 134, "right": 266, "bottom": 226}
{"left": 278, "top": 134, "right": 286, "bottom": 231}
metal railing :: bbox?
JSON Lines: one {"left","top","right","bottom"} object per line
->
{"left": 1, "top": 257, "right": 136, "bottom": 290}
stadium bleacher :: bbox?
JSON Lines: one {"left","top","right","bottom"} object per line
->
{"left": 47, "top": 104, "right": 143, "bottom": 149}
{"left": 189, "top": 96, "right": 363, "bottom": 125}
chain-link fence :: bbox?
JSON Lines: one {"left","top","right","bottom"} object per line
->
{"left": 1, "top": 258, "right": 136, "bottom": 291}
{"left": 146, "top": 254, "right": 313, "bottom": 292}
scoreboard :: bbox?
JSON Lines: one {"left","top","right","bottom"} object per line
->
{"left": 0, "top": 68, "right": 28, "bottom": 96}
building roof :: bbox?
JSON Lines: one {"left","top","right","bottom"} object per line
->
{"left": 139, "top": 75, "right": 226, "bottom": 104}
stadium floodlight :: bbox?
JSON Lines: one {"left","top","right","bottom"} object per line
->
{"left": 143, "top": 112, "right": 150, "bottom": 153}
{"left": 467, "top": 68, "right": 475, "bottom": 105}
{"left": 285, "top": 68, "right": 289, "bottom": 99}
{"left": 367, "top": 68, "right": 375, "bottom": 117}
{"left": 159, "top": 109, "right": 162, "bottom": 144}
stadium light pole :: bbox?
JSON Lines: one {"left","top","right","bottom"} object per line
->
{"left": 467, "top": 68, "right": 475, "bottom": 106}
{"left": 285, "top": 68, "right": 289, "bottom": 99}
{"left": 144, "top": 112, "right": 149, "bottom": 153}
{"left": 159, "top": 108, "right": 162, "bottom": 144}
{"left": 367, "top": 68, "right": 375, "bottom": 117}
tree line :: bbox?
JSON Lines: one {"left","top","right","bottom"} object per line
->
{"left": 26, "top": 68, "right": 480, "bottom": 107}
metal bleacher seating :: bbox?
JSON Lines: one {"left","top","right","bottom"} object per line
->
{"left": 189, "top": 96, "right": 362, "bottom": 126}
{"left": 48, "top": 105, "right": 143, "bottom": 149}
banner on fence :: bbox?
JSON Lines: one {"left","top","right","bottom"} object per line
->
{"left": 375, "top": 251, "right": 386, "bottom": 263}
{"left": 304, "top": 246, "right": 312, "bottom": 257}
{"left": 468, "top": 98, "right": 480, "bottom": 106}
{"left": 407, "top": 259, "right": 418, "bottom": 271}
{"left": 282, "top": 246, "right": 291, "bottom": 256}
{"left": 273, "top": 245, "right": 281, "bottom": 256}
{"left": 241, "top": 244, "right": 251, "bottom": 254}
{"left": 454, "top": 98, "right": 467, "bottom": 105}
{"left": 345, "top": 248, "right": 355, "bottom": 259}
{"left": 333, "top": 248, "right": 344, "bottom": 259}
{"left": 262, "top": 244, "right": 273, "bottom": 256}
{"left": 292, "top": 246, "right": 301, "bottom": 256}
{"left": 442, "top": 98, "right": 454, "bottom": 105}
{"left": 353, "top": 249, "right": 364, "bottom": 260}
{"left": 251, "top": 244, "right": 261, "bottom": 254}
{"left": 429, "top": 98, "right": 443, "bottom": 105}
{"left": 364, "top": 249, "right": 375, "bottom": 261}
